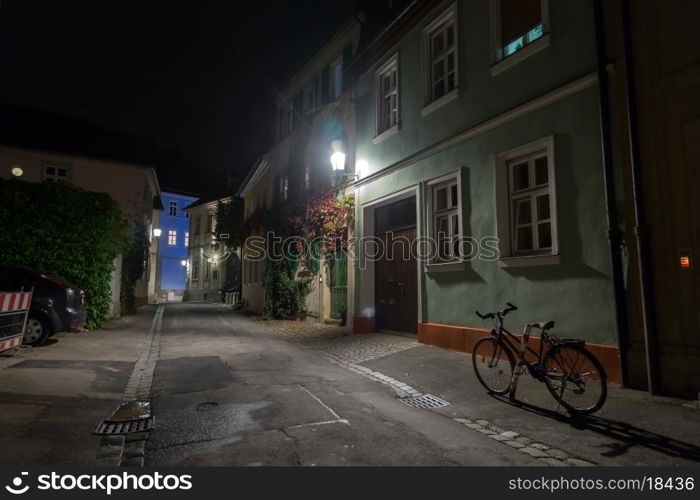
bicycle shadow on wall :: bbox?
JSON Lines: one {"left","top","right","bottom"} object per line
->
{"left": 492, "top": 395, "right": 700, "bottom": 463}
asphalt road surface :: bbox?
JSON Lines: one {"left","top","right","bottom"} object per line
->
{"left": 144, "top": 302, "right": 538, "bottom": 466}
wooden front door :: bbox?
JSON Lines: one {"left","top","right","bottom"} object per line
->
{"left": 374, "top": 197, "right": 418, "bottom": 334}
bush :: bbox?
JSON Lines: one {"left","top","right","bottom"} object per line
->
{"left": 262, "top": 258, "right": 311, "bottom": 320}
{"left": 0, "top": 178, "right": 128, "bottom": 328}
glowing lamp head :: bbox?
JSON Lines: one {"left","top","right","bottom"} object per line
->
{"left": 11, "top": 166, "right": 23, "bottom": 177}
{"left": 181, "top": 260, "right": 187, "bottom": 266}
{"left": 153, "top": 228, "right": 162, "bottom": 237}
{"left": 331, "top": 151, "right": 346, "bottom": 171}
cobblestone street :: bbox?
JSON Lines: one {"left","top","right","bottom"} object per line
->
{"left": 257, "top": 319, "right": 419, "bottom": 363}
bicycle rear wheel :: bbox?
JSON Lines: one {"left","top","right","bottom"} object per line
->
{"left": 543, "top": 343, "right": 607, "bottom": 414}
{"left": 472, "top": 337, "right": 514, "bottom": 395}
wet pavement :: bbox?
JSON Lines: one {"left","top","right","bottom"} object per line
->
{"left": 146, "top": 303, "right": 537, "bottom": 465}
{"left": 3, "top": 301, "right": 695, "bottom": 466}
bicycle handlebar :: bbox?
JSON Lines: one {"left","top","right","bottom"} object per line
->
{"left": 475, "top": 303, "right": 518, "bottom": 321}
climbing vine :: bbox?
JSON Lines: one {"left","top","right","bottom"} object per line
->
{"left": 0, "top": 178, "right": 129, "bottom": 328}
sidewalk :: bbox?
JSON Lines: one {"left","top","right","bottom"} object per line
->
{"left": 0, "top": 307, "right": 155, "bottom": 465}
{"left": 259, "top": 317, "right": 700, "bottom": 466}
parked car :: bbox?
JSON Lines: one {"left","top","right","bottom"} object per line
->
{"left": 0, "top": 265, "right": 86, "bottom": 346}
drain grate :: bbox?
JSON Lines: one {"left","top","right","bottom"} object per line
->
{"left": 94, "top": 417, "right": 154, "bottom": 435}
{"left": 400, "top": 394, "right": 450, "bottom": 409}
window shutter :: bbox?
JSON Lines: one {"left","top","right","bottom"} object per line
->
{"left": 501, "top": 0, "right": 541, "bottom": 46}
{"left": 342, "top": 44, "right": 352, "bottom": 91}
{"left": 321, "top": 65, "right": 331, "bottom": 104}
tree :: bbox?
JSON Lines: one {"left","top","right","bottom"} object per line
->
{"left": 215, "top": 197, "right": 244, "bottom": 250}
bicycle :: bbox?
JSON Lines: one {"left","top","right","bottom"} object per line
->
{"left": 472, "top": 303, "right": 607, "bottom": 415}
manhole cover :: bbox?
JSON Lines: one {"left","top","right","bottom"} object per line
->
{"left": 400, "top": 394, "right": 450, "bottom": 409}
{"left": 94, "top": 417, "right": 154, "bottom": 435}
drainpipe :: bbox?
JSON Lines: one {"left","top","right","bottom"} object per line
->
{"left": 620, "top": 0, "right": 660, "bottom": 395}
{"left": 593, "top": 0, "right": 629, "bottom": 387}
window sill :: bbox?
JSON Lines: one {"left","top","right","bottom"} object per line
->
{"left": 498, "top": 253, "right": 560, "bottom": 268}
{"left": 373, "top": 124, "right": 399, "bottom": 144}
{"left": 421, "top": 88, "right": 459, "bottom": 117}
{"left": 424, "top": 260, "right": 465, "bottom": 273}
{"left": 490, "top": 34, "right": 551, "bottom": 77}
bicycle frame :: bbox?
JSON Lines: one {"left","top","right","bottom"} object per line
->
{"left": 489, "top": 319, "right": 556, "bottom": 400}
{"left": 492, "top": 322, "right": 548, "bottom": 367}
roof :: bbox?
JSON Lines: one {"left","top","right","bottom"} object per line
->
{"left": 235, "top": 158, "right": 269, "bottom": 198}
{"left": 153, "top": 196, "right": 165, "bottom": 211}
{"left": 0, "top": 102, "right": 157, "bottom": 167}
{"left": 183, "top": 195, "right": 233, "bottom": 211}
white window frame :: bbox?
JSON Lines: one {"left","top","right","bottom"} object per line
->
{"left": 169, "top": 201, "right": 178, "bottom": 217}
{"left": 421, "top": 3, "right": 459, "bottom": 117}
{"left": 425, "top": 168, "right": 463, "bottom": 267}
{"left": 167, "top": 230, "right": 177, "bottom": 246}
{"left": 43, "top": 163, "right": 70, "bottom": 182}
{"left": 374, "top": 53, "right": 400, "bottom": 143}
{"left": 489, "top": 0, "right": 551, "bottom": 76}
{"left": 495, "top": 135, "right": 559, "bottom": 267}
{"left": 330, "top": 57, "right": 343, "bottom": 100}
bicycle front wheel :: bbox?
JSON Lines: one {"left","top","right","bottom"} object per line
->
{"left": 472, "top": 337, "right": 514, "bottom": 395}
{"left": 543, "top": 344, "right": 607, "bottom": 414}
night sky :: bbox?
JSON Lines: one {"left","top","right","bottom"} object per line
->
{"left": 0, "top": 0, "right": 356, "bottom": 197}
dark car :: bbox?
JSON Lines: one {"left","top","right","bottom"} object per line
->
{"left": 0, "top": 265, "right": 86, "bottom": 346}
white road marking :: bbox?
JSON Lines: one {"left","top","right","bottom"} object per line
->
{"left": 287, "top": 419, "right": 349, "bottom": 429}
{"left": 296, "top": 384, "right": 344, "bottom": 421}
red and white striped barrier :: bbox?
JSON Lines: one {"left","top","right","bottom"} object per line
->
{"left": 0, "top": 291, "right": 33, "bottom": 313}
{"left": 0, "top": 290, "right": 33, "bottom": 354}
{"left": 0, "top": 335, "right": 23, "bottom": 352}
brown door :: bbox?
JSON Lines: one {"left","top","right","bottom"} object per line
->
{"left": 374, "top": 197, "right": 418, "bottom": 334}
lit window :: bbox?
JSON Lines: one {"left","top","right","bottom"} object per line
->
{"left": 424, "top": 4, "right": 458, "bottom": 105}
{"left": 169, "top": 201, "right": 178, "bottom": 217}
{"left": 185, "top": 232, "right": 189, "bottom": 247}
{"left": 493, "top": 0, "right": 548, "bottom": 62}
{"left": 168, "top": 230, "right": 177, "bottom": 246}
{"left": 44, "top": 164, "right": 70, "bottom": 182}
{"left": 376, "top": 54, "right": 399, "bottom": 136}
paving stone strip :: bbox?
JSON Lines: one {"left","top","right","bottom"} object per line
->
{"left": 95, "top": 305, "right": 164, "bottom": 467}
{"left": 262, "top": 320, "right": 596, "bottom": 467}
{"left": 452, "top": 418, "right": 596, "bottom": 466}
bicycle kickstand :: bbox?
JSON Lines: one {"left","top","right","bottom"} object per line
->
{"left": 509, "top": 324, "right": 532, "bottom": 402}
{"left": 509, "top": 360, "right": 526, "bottom": 402}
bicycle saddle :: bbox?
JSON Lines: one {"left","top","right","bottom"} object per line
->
{"left": 528, "top": 320, "right": 555, "bottom": 330}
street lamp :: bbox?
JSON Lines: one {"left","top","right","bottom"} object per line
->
{"left": 330, "top": 151, "right": 346, "bottom": 171}
{"left": 181, "top": 260, "right": 187, "bottom": 266}
{"left": 153, "top": 228, "right": 162, "bottom": 238}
